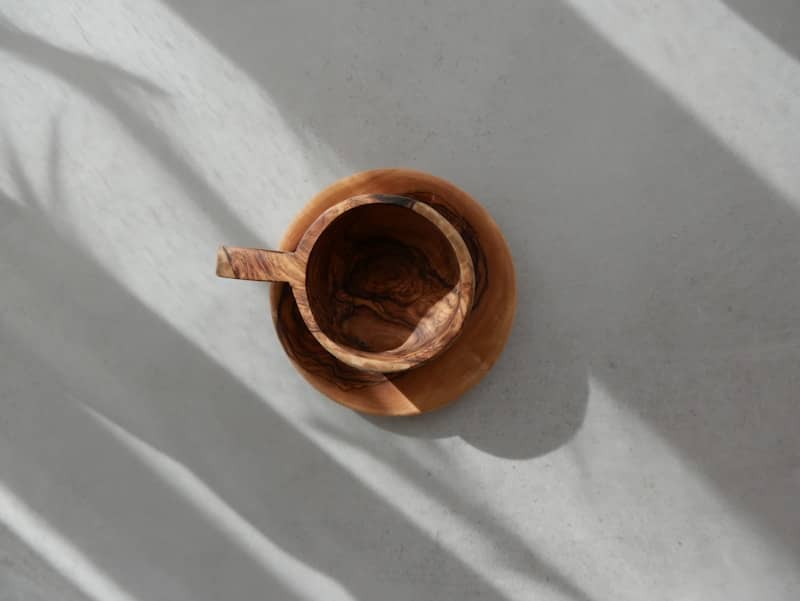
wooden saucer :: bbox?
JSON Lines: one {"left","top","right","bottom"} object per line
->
{"left": 269, "top": 169, "right": 516, "bottom": 415}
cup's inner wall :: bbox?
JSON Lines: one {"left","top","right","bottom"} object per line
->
{"left": 306, "top": 204, "right": 460, "bottom": 354}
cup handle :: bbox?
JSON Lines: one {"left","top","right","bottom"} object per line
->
{"left": 216, "top": 246, "right": 303, "bottom": 284}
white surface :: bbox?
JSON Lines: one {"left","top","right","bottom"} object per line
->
{"left": 1, "top": 1, "right": 799, "bottom": 600}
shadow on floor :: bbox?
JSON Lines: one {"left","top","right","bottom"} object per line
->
{"left": 0, "top": 121, "right": 593, "bottom": 600}
{"left": 155, "top": 0, "right": 800, "bottom": 558}
{"left": 721, "top": 0, "right": 800, "bottom": 60}
{"left": 1, "top": 2, "right": 798, "bottom": 599}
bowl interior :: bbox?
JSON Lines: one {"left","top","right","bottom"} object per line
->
{"left": 305, "top": 203, "right": 460, "bottom": 354}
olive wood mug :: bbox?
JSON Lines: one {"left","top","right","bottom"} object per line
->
{"left": 217, "top": 194, "right": 475, "bottom": 373}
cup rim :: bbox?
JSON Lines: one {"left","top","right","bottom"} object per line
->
{"left": 289, "top": 194, "right": 475, "bottom": 373}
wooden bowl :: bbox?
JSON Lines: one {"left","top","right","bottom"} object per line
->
{"left": 267, "top": 169, "right": 516, "bottom": 416}
{"left": 218, "top": 194, "right": 475, "bottom": 372}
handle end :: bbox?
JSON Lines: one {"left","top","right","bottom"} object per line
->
{"left": 216, "top": 246, "right": 236, "bottom": 278}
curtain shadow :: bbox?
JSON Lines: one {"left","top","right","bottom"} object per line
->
{"left": 720, "top": 0, "right": 800, "bottom": 60}
{"left": 0, "top": 325, "right": 308, "bottom": 601}
{"left": 0, "top": 135, "right": 594, "bottom": 600}
{"left": 310, "top": 416, "right": 594, "bottom": 599}
{"left": 154, "top": 0, "right": 800, "bottom": 561}
{"left": 0, "top": 522, "right": 89, "bottom": 601}
{"left": 3, "top": 3, "right": 799, "bottom": 598}
{"left": 0, "top": 17, "right": 264, "bottom": 249}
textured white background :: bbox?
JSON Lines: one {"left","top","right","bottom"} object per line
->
{"left": 1, "top": 1, "right": 799, "bottom": 600}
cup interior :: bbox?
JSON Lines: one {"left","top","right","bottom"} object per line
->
{"left": 305, "top": 202, "right": 461, "bottom": 356}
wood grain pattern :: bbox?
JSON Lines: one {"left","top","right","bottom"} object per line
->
{"left": 306, "top": 202, "right": 460, "bottom": 352}
{"left": 219, "top": 193, "right": 475, "bottom": 373}
{"left": 216, "top": 247, "right": 303, "bottom": 283}
{"left": 269, "top": 169, "right": 517, "bottom": 415}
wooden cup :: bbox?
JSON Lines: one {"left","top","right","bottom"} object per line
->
{"left": 217, "top": 194, "right": 475, "bottom": 373}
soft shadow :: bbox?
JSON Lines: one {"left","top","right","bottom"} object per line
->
{"left": 157, "top": 0, "right": 800, "bottom": 560}
{"left": 0, "top": 129, "right": 593, "bottom": 600}
{"left": 0, "top": 522, "right": 89, "bottom": 601}
{"left": 366, "top": 290, "right": 589, "bottom": 459}
{"left": 721, "top": 0, "right": 800, "bottom": 60}
{"left": 0, "top": 17, "right": 264, "bottom": 248}
{"left": 0, "top": 325, "right": 307, "bottom": 601}
{"left": 312, "top": 415, "right": 594, "bottom": 601}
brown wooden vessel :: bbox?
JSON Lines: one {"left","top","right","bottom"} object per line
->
{"left": 217, "top": 194, "right": 475, "bottom": 373}
{"left": 263, "top": 169, "right": 516, "bottom": 415}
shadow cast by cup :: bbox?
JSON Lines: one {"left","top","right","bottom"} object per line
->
{"left": 368, "top": 275, "right": 590, "bottom": 460}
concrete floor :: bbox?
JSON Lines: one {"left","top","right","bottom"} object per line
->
{"left": 1, "top": 1, "right": 799, "bottom": 600}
